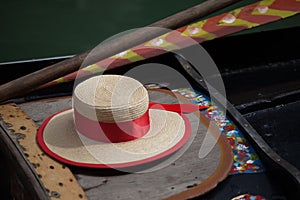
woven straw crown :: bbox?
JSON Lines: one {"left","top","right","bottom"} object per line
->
{"left": 73, "top": 75, "right": 149, "bottom": 122}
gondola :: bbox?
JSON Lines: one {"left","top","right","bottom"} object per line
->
{"left": 0, "top": 1, "right": 300, "bottom": 199}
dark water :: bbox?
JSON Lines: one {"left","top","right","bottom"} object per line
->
{"left": 0, "top": 0, "right": 299, "bottom": 62}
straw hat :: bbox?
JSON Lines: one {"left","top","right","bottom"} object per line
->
{"left": 37, "top": 75, "right": 191, "bottom": 168}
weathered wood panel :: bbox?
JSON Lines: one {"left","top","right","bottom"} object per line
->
{"left": 0, "top": 121, "right": 47, "bottom": 200}
{"left": 0, "top": 103, "right": 87, "bottom": 200}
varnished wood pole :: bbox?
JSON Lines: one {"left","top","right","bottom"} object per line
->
{"left": 0, "top": 0, "right": 240, "bottom": 102}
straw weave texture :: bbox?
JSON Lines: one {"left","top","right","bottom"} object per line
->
{"left": 74, "top": 75, "right": 149, "bottom": 122}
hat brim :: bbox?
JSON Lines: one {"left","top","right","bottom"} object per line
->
{"left": 37, "top": 108, "right": 191, "bottom": 168}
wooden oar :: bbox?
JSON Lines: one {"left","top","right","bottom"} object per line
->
{"left": 0, "top": 0, "right": 240, "bottom": 103}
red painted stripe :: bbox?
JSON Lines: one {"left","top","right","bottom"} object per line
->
{"left": 202, "top": 14, "right": 246, "bottom": 38}
{"left": 95, "top": 57, "right": 116, "bottom": 68}
{"left": 95, "top": 57, "right": 133, "bottom": 71}
{"left": 165, "top": 30, "right": 199, "bottom": 48}
{"left": 131, "top": 47, "right": 167, "bottom": 59}
{"left": 269, "top": 0, "right": 300, "bottom": 12}
{"left": 107, "top": 59, "right": 132, "bottom": 70}
{"left": 64, "top": 71, "right": 79, "bottom": 80}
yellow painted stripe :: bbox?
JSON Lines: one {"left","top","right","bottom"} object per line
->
{"left": 252, "top": 8, "right": 297, "bottom": 18}
{"left": 258, "top": 0, "right": 276, "bottom": 7}
{"left": 81, "top": 64, "right": 105, "bottom": 73}
{"left": 54, "top": 77, "right": 71, "bottom": 84}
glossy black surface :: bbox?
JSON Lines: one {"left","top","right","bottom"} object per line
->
{"left": 1, "top": 27, "right": 300, "bottom": 199}
{"left": 245, "top": 100, "right": 300, "bottom": 170}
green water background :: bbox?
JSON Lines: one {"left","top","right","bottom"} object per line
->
{"left": 1, "top": 0, "right": 299, "bottom": 62}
